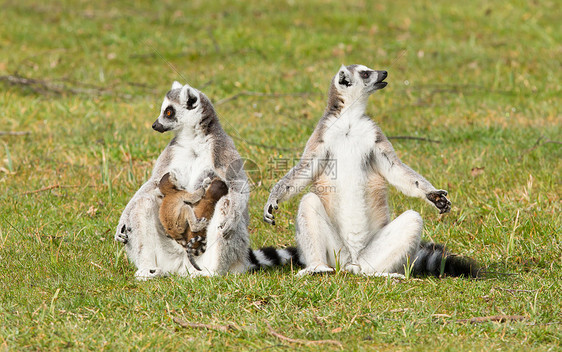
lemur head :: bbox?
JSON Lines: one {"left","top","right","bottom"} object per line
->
{"left": 152, "top": 81, "right": 209, "bottom": 133}
{"left": 334, "top": 64, "right": 387, "bottom": 101}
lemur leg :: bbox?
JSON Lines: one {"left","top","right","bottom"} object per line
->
{"left": 357, "top": 210, "right": 423, "bottom": 276}
{"left": 189, "top": 197, "right": 249, "bottom": 277}
{"left": 119, "top": 195, "right": 169, "bottom": 280}
{"left": 181, "top": 205, "right": 208, "bottom": 232}
{"left": 295, "top": 193, "right": 346, "bottom": 276}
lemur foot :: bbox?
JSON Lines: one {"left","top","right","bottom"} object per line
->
{"left": 135, "top": 268, "right": 166, "bottom": 281}
{"left": 190, "top": 269, "right": 217, "bottom": 278}
{"left": 373, "top": 272, "right": 406, "bottom": 279}
{"left": 190, "top": 217, "right": 209, "bottom": 232}
{"left": 115, "top": 224, "right": 131, "bottom": 244}
{"left": 344, "top": 263, "right": 362, "bottom": 275}
{"left": 296, "top": 264, "right": 335, "bottom": 277}
{"left": 426, "top": 190, "right": 451, "bottom": 214}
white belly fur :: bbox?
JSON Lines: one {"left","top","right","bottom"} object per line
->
{"left": 167, "top": 138, "right": 214, "bottom": 191}
{"left": 322, "top": 117, "right": 377, "bottom": 251}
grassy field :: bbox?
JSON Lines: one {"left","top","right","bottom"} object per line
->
{"left": 1, "top": 0, "right": 560, "bottom": 350}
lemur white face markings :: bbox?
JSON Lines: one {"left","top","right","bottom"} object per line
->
{"left": 115, "top": 81, "right": 302, "bottom": 280}
{"left": 264, "top": 65, "right": 477, "bottom": 278}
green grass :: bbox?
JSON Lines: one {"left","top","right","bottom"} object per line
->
{"left": 1, "top": 0, "right": 561, "bottom": 350}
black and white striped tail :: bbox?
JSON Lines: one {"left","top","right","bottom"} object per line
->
{"left": 412, "top": 242, "right": 479, "bottom": 278}
{"left": 248, "top": 246, "right": 303, "bottom": 271}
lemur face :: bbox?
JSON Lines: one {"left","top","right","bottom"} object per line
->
{"left": 152, "top": 81, "right": 203, "bottom": 133}
{"left": 335, "top": 64, "right": 387, "bottom": 99}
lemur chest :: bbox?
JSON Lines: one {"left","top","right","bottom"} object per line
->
{"left": 318, "top": 119, "right": 377, "bottom": 234}
{"left": 168, "top": 139, "right": 214, "bottom": 191}
{"left": 323, "top": 118, "right": 376, "bottom": 181}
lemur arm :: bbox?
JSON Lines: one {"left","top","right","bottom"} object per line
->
{"left": 178, "top": 205, "right": 205, "bottom": 232}
{"left": 179, "top": 177, "right": 212, "bottom": 205}
{"left": 264, "top": 130, "right": 326, "bottom": 225}
{"left": 373, "top": 130, "right": 451, "bottom": 213}
{"left": 179, "top": 188, "right": 205, "bottom": 204}
{"left": 183, "top": 204, "right": 209, "bottom": 233}
{"left": 215, "top": 158, "right": 250, "bottom": 236}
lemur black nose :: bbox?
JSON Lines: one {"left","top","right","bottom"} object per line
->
{"left": 152, "top": 120, "right": 166, "bottom": 133}
{"left": 377, "top": 70, "right": 388, "bottom": 82}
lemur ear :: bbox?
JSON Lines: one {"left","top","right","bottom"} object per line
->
{"left": 168, "top": 170, "right": 179, "bottom": 185}
{"left": 171, "top": 81, "right": 182, "bottom": 90}
{"left": 180, "top": 85, "right": 199, "bottom": 110}
{"left": 337, "top": 65, "right": 352, "bottom": 87}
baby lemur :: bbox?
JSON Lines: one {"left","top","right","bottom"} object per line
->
{"left": 158, "top": 171, "right": 229, "bottom": 271}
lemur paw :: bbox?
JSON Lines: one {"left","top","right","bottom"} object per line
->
{"left": 426, "top": 190, "right": 451, "bottom": 214}
{"left": 263, "top": 198, "right": 278, "bottom": 225}
{"left": 190, "top": 217, "right": 209, "bottom": 232}
{"left": 135, "top": 268, "right": 165, "bottom": 281}
{"left": 190, "top": 269, "right": 216, "bottom": 278}
{"left": 373, "top": 272, "right": 406, "bottom": 279}
{"left": 115, "top": 224, "right": 131, "bottom": 244}
{"left": 344, "top": 263, "right": 362, "bottom": 275}
{"left": 218, "top": 208, "right": 237, "bottom": 237}
{"left": 200, "top": 177, "right": 213, "bottom": 189}
{"left": 296, "top": 264, "right": 335, "bottom": 277}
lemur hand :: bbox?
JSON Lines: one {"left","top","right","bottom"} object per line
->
{"left": 190, "top": 217, "right": 209, "bottom": 232}
{"left": 426, "top": 190, "right": 451, "bottom": 214}
{"left": 200, "top": 177, "right": 213, "bottom": 189}
{"left": 218, "top": 198, "right": 235, "bottom": 238}
{"left": 263, "top": 198, "right": 278, "bottom": 225}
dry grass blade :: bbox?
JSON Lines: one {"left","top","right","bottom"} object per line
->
{"left": 266, "top": 322, "right": 343, "bottom": 348}
{"left": 21, "top": 184, "right": 61, "bottom": 195}
{"left": 20, "top": 184, "right": 80, "bottom": 196}
{"left": 173, "top": 317, "right": 235, "bottom": 332}
{"left": 0, "top": 131, "right": 31, "bottom": 136}
{"left": 457, "top": 315, "right": 527, "bottom": 324}
{"left": 388, "top": 135, "right": 441, "bottom": 143}
{"left": 520, "top": 135, "right": 562, "bottom": 158}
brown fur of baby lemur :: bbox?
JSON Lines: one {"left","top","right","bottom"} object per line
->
{"left": 158, "top": 172, "right": 228, "bottom": 271}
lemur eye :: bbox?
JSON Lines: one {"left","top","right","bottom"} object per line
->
{"left": 164, "top": 106, "right": 175, "bottom": 118}
{"left": 360, "top": 71, "right": 372, "bottom": 79}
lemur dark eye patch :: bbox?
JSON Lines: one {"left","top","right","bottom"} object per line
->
{"left": 360, "top": 71, "right": 372, "bottom": 79}
{"left": 164, "top": 106, "right": 175, "bottom": 118}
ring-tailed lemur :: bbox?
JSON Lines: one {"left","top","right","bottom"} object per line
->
{"left": 264, "top": 64, "right": 478, "bottom": 278}
{"left": 115, "top": 81, "right": 300, "bottom": 279}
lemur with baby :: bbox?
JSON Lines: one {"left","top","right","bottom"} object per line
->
{"left": 115, "top": 81, "right": 300, "bottom": 279}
